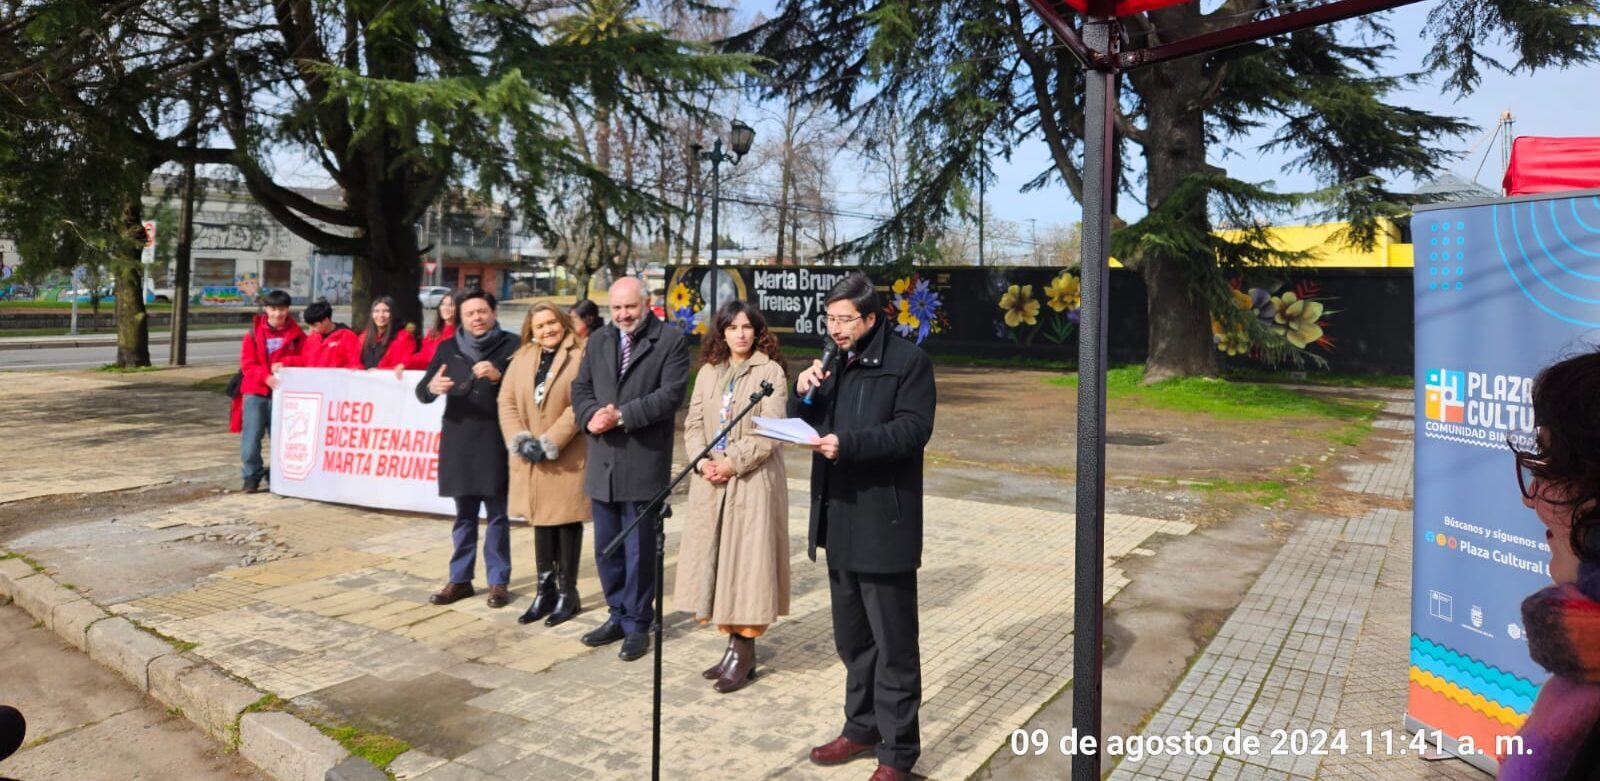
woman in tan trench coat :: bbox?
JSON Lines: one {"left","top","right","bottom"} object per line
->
{"left": 674, "top": 300, "right": 790, "bottom": 694}
{"left": 499, "top": 302, "right": 589, "bottom": 627}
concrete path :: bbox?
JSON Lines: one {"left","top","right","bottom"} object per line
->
{"left": 0, "top": 603, "right": 269, "bottom": 781}
{"left": 0, "top": 367, "right": 1484, "bottom": 781}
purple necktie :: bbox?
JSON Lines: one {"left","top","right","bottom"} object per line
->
{"left": 619, "top": 330, "right": 633, "bottom": 377}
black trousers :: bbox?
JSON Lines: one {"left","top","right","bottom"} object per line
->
{"left": 830, "top": 567, "right": 921, "bottom": 772}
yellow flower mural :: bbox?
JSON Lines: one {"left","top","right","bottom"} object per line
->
{"left": 667, "top": 283, "right": 692, "bottom": 312}
{"left": 998, "top": 284, "right": 1041, "bottom": 327}
{"left": 1212, "top": 318, "right": 1248, "bottom": 356}
{"left": 1271, "top": 291, "right": 1325, "bottom": 349}
{"left": 1045, "top": 272, "right": 1081, "bottom": 313}
{"left": 896, "top": 298, "right": 921, "bottom": 332}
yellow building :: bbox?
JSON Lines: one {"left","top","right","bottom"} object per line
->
{"left": 1217, "top": 218, "right": 1415, "bottom": 269}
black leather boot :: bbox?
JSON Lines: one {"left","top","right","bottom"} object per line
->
{"left": 518, "top": 570, "right": 557, "bottom": 624}
{"left": 545, "top": 523, "right": 583, "bottom": 627}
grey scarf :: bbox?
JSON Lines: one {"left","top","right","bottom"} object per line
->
{"left": 454, "top": 322, "right": 504, "bottom": 362}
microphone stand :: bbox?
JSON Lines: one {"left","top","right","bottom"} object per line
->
{"left": 601, "top": 379, "right": 776, "bottom": 781}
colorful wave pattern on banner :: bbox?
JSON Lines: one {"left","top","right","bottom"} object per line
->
{"left": 1408, "top": 635, "right": 1535, "bottom": 760}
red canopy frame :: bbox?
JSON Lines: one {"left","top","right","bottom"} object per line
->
{"left": 1022, "top": 1, "right": 1430, "bottom": 778}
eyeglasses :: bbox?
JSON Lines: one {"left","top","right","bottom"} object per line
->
{"left": 823, "top": 315, "right": 863, "bottom": 327}
{"left": 1507, "top": 433, "right": 1547, "bottom": 500}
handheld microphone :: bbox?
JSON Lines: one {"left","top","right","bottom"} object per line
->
{"left": 801, "top": 341, "right": 839, "bottom": 405}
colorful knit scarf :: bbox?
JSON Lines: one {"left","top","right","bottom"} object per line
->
{"left": 1499, "top": 563, "right": 1600, "bottom": 781}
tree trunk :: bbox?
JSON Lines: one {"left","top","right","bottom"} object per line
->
{"left": 112, "top": 204, "right": 150, "bottom": 367}
{"left": 351, "top": 242, "right": 422, "bottom": 335}
{"left": 1135, "top": 57, "right": 1217, "bottom": 382}
{"left": 1138, "top": 257, "right": 1214, "bottom": 382}
{"left": 574, "top": 265, "right": 593, "bottom": 301}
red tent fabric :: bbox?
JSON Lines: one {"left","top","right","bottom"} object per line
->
{"left": 1503, "top": 136, "right": 1600, "bottom": 196}
{"left": 1058, "top": 0, "right": 1191, "bottom": 14}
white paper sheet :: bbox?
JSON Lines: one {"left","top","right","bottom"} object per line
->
{"left": 750, "top": 415, "right": 821, "bottom": 445}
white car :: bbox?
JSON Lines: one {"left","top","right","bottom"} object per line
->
{"left": 418, "top": 286, "right": 452, "bottom": 309}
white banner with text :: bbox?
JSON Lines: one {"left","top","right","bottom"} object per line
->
{"left": 269, "top": 368, "right": 455, "bottom": 515}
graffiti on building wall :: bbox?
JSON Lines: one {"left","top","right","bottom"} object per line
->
{"left": 289, "top": 262, "right": 313, "bottom": 300}
{"left": 196, "top": 272, "right": 263, "bottom": 306}
{"left": 191, "top": 207, "right": 298, "bottom": 253}
{"left": 312, "top": 254, "right": 354, "bottom": 304}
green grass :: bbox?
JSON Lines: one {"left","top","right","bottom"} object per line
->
{"left": 1191, "top": 478, "right": 1292, "bottom": 506}
{"left": 97, "top": 364, "right": 166, "bottom": 373}
{"left": 930, "top": 352, "right": 1079, "bottom": 372}
{"left": 192, "top": 374, "right": 236, "bottom": 395}
{"left": 242, "top": 693, "right": 284, "bottom": 714}
{"left": 1047, "top": 365, "right": 1380, "bottom": 423}
{"left": 316, "top": 724, "right": 411, "bottom": 770}
{"left": 1220, "top": 367, "right": 1412, "bottom": 388}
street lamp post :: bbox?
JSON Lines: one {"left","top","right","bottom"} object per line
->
{"left": 697, "top": 119, "right": 755, "bottom": 318}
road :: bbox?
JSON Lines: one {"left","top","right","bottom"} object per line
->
{"left": 0, "top": 339, "right": 238, "bottom": 371}
{"left": 0, "top": 604, "right": 269, "bottom": 781}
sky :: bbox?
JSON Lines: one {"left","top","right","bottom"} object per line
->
{"left": 979, "top": 2, "right": 1600, "bottom": 232}
{"left": 263, "top": 0, "right": 1600, "bottom": 253}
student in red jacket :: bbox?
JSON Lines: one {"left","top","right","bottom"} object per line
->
{"left": 358, "top": 296, "right": 417, "bottom": 369}
{"left": 230, "top": 290, "right": 306, "bottom": 493}
{"left": 397, "top": 291, "right": 458, "bottom": 376}
{"left": 282, "top": 300, "right": 361, "bottom": 369}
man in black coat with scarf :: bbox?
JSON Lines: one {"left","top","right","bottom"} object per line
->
{"left": 793, "top": 273, "right": 936, "bottom": 781}
{"left": 570, "top": 276, "right": 690, "bottom": 661}
{"left": 415, "top": 288, "right": 521, "bottom": 609}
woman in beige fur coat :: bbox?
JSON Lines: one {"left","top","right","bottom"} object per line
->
{"left": 499, "top": 302, "right": 589, "bottom": 627}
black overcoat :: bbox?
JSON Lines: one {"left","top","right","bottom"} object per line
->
{"left": 415, "top": 329, "right": 520, "bottom": 498}
{"left": 791, "top": 317, "right": 936, "bottom": 574}
{"left": 570, "top": 312, "right": 690, "bottom": 503}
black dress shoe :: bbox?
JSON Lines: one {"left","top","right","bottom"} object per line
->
{"left": 618, "top": 632, "right": 650, "bottom": 662}
{"left": 581, "top": 619, "right": 625, "bottom": 647}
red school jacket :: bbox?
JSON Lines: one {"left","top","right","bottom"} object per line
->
{"left": 401, "top": 324, "right": 456, "bottom": 370}
{"left": 285, "top": 323, "right": 362, "bottom": 369}
{"left": 358, "top": 327, "right": 418, "bottom": 369}
{"left": 229, "top": 314, "right": 306, "bottom": 432}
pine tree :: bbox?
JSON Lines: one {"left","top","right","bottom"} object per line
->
{"left": 731, "top": 0, "right": 1600, "bottom": 379}
{"left": 194, "top": 0, "right": 749, "bottom": 327}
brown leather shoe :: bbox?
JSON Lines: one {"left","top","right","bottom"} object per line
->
{"left": 714, "top": 635, "right": 756, "bottom": 693}
{"left": 868, "top": 765, "right": 910, "bottom": 781}
{"left": 486, "top": 584, "right": 511, "bottom": 608}
{"left": 809, "top": 735, "right": 877, "bottom": 766}
{"left": 428, "top": 582, "right": 475, "bottom": 605}
{"left": 703, "top": 635, "right": 736, "bottom": 680}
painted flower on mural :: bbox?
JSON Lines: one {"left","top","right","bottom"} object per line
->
{"left": 668, "top": 283, "right": 692, "bottom": 312}
{"left": 1045, "top": 272, "right": 1081, "bottom": 314}
{"left": 998, "top": 284, "right": 1040, "bottom": 328}
{"left": 1211, "top": 277, "right": 1335, "bottom": 365}
{"left": 1212, "top": 318, "right": 1249, "bottom": 356}
{"left": 889, "top": 273, "right": 947, "bottom": 344}
{"left": 667, "top": 280, "right": 704, "bottom": 335}
{"left": 1271, "top": 291, "right": 1324, "bottom": 349}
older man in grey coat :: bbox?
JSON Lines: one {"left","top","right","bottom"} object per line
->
{"left": 570, "top": 276, "right": 690, "bottom": 661}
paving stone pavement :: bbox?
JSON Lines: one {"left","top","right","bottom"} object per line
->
{"left": 105, "top": 476, "right": 1194, "bottom": 781}
{"left": 6, "top": 371, "right": 1478, "bottom": 781}
{"left": 1107, "top": 395, "right": 1488, "bottom": 781}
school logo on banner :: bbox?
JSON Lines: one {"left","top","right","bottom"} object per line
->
{"left": 278, "top": 391, "right": 322, "bottom": 481}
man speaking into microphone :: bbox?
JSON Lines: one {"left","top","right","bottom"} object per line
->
{"left": 793, "top": 272, "right": 936, "bottom": 781}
